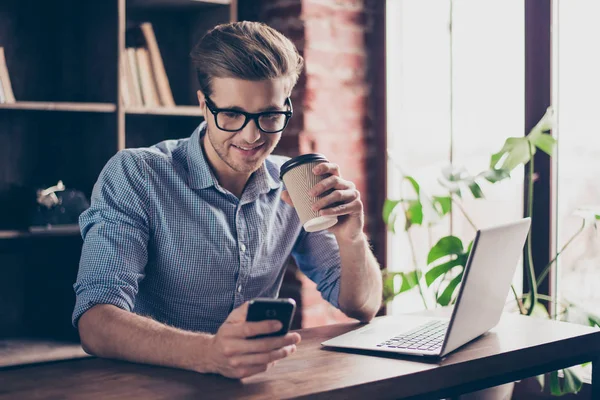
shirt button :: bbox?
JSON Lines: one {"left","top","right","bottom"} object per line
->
{"left": 237, "top": 285, "right": 242, "bottom": 293}
{"left": 240, "top": 243, "right": 246, "bottom": 253}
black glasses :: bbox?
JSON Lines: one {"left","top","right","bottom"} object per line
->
{"left": 204, "top": 96, "right": 293, "bottom": 134}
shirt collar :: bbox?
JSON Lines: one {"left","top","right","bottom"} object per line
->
{"left": 187, "top": 122, "right": 216, "bottom": 190}
{"left": 251, "top": 161, "right": 282, "bottom": 195}
{"left": 187, "top": 122, "right": 281, "bottom": 193}
{"left": 266, "top": 166, "right": 282, "bottom": 190}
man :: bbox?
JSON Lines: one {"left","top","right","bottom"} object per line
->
{"left": 73, "top": 21, "right": 382, "bottom": 379}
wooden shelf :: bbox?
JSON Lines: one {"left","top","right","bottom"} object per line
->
{"left": 0, "top": 225, "right": 81, "bottom": 239}
{"left": 0, "top": 339, "right": 90, "bottom": 369}
{"left": 0, "top": 102, "right": 116, "bottom": 113}
{"left": 126, "top": 106, "right": 203, "bottom": 117}
{"left": 128, "top": 0, "right": 230, "bottom": 8}
{"left": 0, "top": 0, "right": 238, "bottom": 370}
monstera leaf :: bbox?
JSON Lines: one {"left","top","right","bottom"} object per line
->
{"left": 424, "top": 236, "right": 473, "bottom": 306}
{"left": 490, "top": 107, "right": 556, "bottom": 173}
{"left": 382, "top": 270, "right": 422, "bottom": 303}
{"left": 490, "top": 137, "right": 535, "bottom": 172}
{"left": 438, "top": 165, "right": 487, "bottom": 199}
{"left": 382, "top": 176, "right": 449, "bottom": 233}
{"left": 478, "top": 168, "right": 511, "bottom": 183}
{"left": 549, "top": 369, "right": 583, "bottom": 396}
{"left": 535, "top": 368, "right": 584, "bottom": 396}
{"left": 382, "top": 199, "right": 402, "bottom": 234}
{"left": 432, "top": 196, "right": 452, "bottom": 216}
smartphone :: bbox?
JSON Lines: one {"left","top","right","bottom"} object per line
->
{"left": 246, "top": 298, "right": 296, "bottom": 338}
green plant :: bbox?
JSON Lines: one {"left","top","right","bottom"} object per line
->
{"left": 382, "top": 107, "right": 599, "bottom": 395}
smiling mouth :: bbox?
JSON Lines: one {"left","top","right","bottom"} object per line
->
{"left": 232, "top": 143, "right": 265, "bottom": 151}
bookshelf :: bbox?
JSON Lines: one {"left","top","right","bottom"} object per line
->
{"left": 125, "top": 105, "right": 203, "bottom": 116}
{"left": 0, "top": 102, "right": 116, "bottom": 113}
{"left": 0, "top": 224, "right": 81, "bottom": 239}
{"left": 0, "top": 0, "right": 237, "bottom": 367}
{"left": 128, "top": 0, "right": 232, "bottom": 9}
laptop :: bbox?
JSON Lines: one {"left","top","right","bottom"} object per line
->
{"left": 322, "top": 218, "right": 531, "bottom": 358}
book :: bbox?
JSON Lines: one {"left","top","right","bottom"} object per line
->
{"left": 140, "top": 23, "right": 175, "bottom": 107}
{"left": 126, "top": 48, "right": 144, "bottom": 106}
{"left": 119, "top": 52, "right": 132, "bottom": 107}
{"left": 0, "top": 47, "right": 15, "bottom": 103}
{"left": 0, "top": 76, "right": 5, "bottom": 103}
{"left": 136, "top": 47, "right": 160, "bottom": 107}
{"left": 122, "top": 52, "right": 139, "bottom": 107}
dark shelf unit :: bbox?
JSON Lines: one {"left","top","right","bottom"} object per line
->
{"left": 0, "top": 102, "right": 117, "bottom": 113}
{"left": 0, "top": 0, "right": 236, "bottom": 366}
{"left": 0, "top": 225, "right": 81, "bottom": 239}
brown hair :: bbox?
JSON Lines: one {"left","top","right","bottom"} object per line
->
{"left": 190, "top": 21, "right": 304, "bottom": 97}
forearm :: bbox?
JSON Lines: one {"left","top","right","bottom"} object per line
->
{"left": 336, "top": 233, "right": 382, "bottom": 322}
{"left": 78, "top": 304, "right": 214, "bottom": 373}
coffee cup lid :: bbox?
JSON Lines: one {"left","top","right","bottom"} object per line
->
{"left": 279, "top": 153, "right": 328, "bottom": 180}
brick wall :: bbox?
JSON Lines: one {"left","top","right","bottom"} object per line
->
{"left": 301, "top": 0, "right": 371, "bottom": 326}
{"left": 240, "top": 0, "right": 386, "bottom": 328}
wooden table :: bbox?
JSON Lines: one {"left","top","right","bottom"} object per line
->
{"left": 1, "top": 313, "right": 599, "bottom": 399}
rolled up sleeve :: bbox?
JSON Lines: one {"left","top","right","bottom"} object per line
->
{"left": 72, "top": 150, "right": 150, "bottom": 328}
{"left": 291, "top": 229, "right": 341, "bottom": 309}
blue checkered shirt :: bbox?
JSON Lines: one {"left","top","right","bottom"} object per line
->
{"left": 72, "top": 123, "right": 342, "bottom": 334}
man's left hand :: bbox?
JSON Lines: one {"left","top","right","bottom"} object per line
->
{"left": 282, "top": 162, "right": 364, "bottom": 241}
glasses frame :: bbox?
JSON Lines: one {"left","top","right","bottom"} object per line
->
{"left": 204, "top": 96, "right": 293, "bottom": 134}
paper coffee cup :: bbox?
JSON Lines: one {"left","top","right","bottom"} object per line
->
{"left": 280, "top": 153, "right": 338, "bottom": 232}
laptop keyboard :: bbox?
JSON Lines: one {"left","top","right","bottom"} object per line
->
{"left": 377, "top": 320, "right": 449, "bottom": 351}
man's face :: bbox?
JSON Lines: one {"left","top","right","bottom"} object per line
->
{"left": 198, "top": 77, "right": 289, "bottom": 177}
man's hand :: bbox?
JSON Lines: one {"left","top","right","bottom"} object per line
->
{"left": 282, "top": 162, "right": 363, "bottom": 241}
{"left": 281, "top": 162, "right": 381, "bottom": 320}
{"left": 205, "top": 302, "right": 301, "bottom": 379}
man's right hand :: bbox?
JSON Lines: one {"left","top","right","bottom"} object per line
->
{"left": 204, "top": 302, "right": 301, "bottom": 379}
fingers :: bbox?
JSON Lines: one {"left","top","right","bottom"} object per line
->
{"left": 281, "top": 190, "right": 294, "bottom": 206}
{"left": 222, "top": 332, "right": 301, "bottom": 356}
{"left": 311, "top": 189, "right": 359, "bottom": 213}
{"left": 319, "top": 199, "right": 363, "bottom": 217}
{"left": 313, "top": 162, "right": 341, "bottom": 177}
{"left": 214, "top": 333, "right": 301, "bottom": 379}
{"left": 308, "top": 175, "right": 354, "bottom": 198}
{"left": 307, "top": 172, "right": 362, "bottom": 217}
{"left": 310, "top": 163, "right": 363, "bottom": 215}
{"left": 224, "top": 302, "right": 249, "bottom": 324}
{"left": 221, "top": 319, "right": 282, "bottom": 339}
{"left": 228, "top": 344, "right": 297, "bottom": 369}
{"left": 244, "top": 333, "right": 301, "bottom": 353}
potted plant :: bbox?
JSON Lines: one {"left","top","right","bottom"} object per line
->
{"left": 382, "top": 107, "right": 599, "bottom": 397}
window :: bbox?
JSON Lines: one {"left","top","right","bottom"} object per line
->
{"left": 386, "top": 0, "right": 524, "bottom": 313}
{"left": 553, "top": 0, "right": 600, "bottom": 321}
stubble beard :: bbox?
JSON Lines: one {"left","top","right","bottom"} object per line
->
{"left": 206, "top": 125, "right": 280, "bottom": 175}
